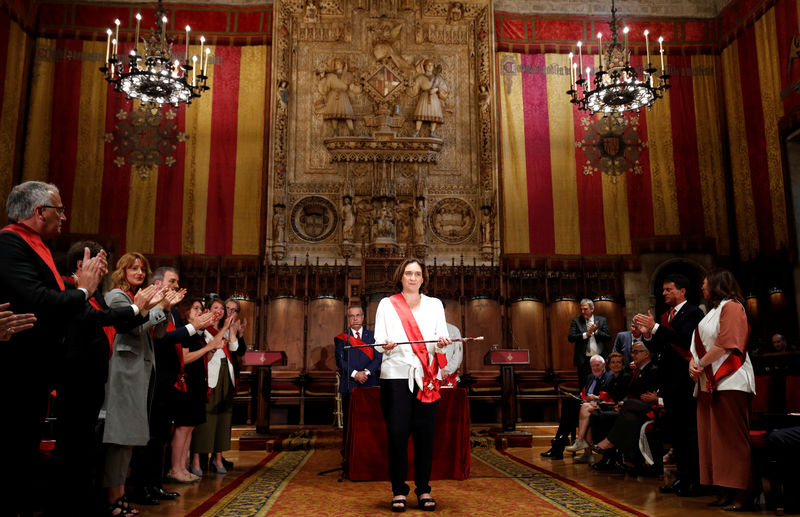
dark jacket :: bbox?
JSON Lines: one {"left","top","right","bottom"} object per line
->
{"left": 568, "top": 314, "right": 611, "bottom": 367}
{"left": 335, "top": 329, "right": 381, "bottom": 393}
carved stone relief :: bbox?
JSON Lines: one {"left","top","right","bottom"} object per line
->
{"left": 267, "top": 0, "right": 498, "bottom": 263}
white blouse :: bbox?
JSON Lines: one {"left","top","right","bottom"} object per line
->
{"left": 374, "top": 294, "right": 449, "bottom": 393}
{"left": 205, "top": 329, "right": 239, "bottom": 389}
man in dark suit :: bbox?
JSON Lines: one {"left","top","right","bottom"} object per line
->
{"left": 568, "top": 298, "right": 611, "bottom": 389}
{"left": 334, "top": 305, "right": 381, "bottom": 452}
{"left": 0, "top": 181, "right": 107, "bottom": 514}
{"left": 634, "top": 274, "right": 705, "bottom": 496}
{"left": 613, "top": 327, "right": 640, "bottom": 367}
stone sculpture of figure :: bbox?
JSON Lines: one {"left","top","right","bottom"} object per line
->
{"left": 273, "top": 204, "right": 286, "bottom": 244}
{"left": 412, "top": 198, "right": 426, "bottom": 243}
{"left": 478, "top": 84, "right": 490, "bottom": 111}
{"left": 304, "top": 0, "right": 319, "bottom": 22}
{"left": 341, "top": 196, "right": 356, "bottom": 242}
{"left": 410, "top": 59, "right": 449, "bottom": 137}
{"left": 449, "top": 2, "right": 464, "bottom": 22}
{"left": 481, "top": 205, "right": 493, "bottom": 246}
{"left": 277, "top": 80, "right": 290, "bottom": 106}
{"left": 317, "top": 58, "right": 361, "bottom": 136}
{"left": 374, "top": 199, "right": 395, "bottom": 238}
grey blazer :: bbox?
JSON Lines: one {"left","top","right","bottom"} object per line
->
{"left": 102, "top": 288, "right": 167, "bottom": 446}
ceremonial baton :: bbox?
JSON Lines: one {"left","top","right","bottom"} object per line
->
{"left": 343, "top": 336, "right": 484, "bottom": 349}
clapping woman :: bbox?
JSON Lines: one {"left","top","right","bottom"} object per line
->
{"left": 689, "top": 269, "right": 755, "bottom": 510}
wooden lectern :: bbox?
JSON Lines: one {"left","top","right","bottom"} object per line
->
{"left": 484, "top": 349, "right": 532, "bottom": 448}
{"left": 242, "top": 351, "right": 287, "bottom": 438}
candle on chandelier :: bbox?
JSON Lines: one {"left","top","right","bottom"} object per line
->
{"left": 113, "top": 19, "right": 120, "bottom": 56}
{"left": 597, "top": 32, "right": 603, "bottom": 69}
{"left": 173, "top": 60, "right": 180, "bottom": 77}
{"left": 572, "top": 63, "right": 578, "bottom": 90}
{"left": 658, "top": 36, "right": 664, "bottom": 72}
{"left": 643, "top": 29, "right": 650, "bottom": 66}
{"left": 192, "top": 56, "right": 197, "bottom": 86}
{"left": 199, "top": 36, "right": 205, "bottom": 73}
{"left": 568, "top": 52, "right": 574, "bottom": 89}
{"left": 204, "top": 47, "right": 211, "bottom": 76}
{"left": 110, "top": 39, "right": 116, "bottom": 75}
{"left": 577, "top": 41, "right": 582, "bottom": 73}
{"left": 185, "top": 26, "right": 191, "bottom": 63}
{"left": 105, "top": 28, "right": 112, "bottom": 65}
{"left": 585, "top": 67, "right": 591, "bottom": 85}
{"left": 135, "top": 13, "right": 141, "bottom": 54}
{"left": 161, "top": 15, "right": 167, "bottom": 43}
{"left": 623, "top": 26, "right": 629, "bottom": 60}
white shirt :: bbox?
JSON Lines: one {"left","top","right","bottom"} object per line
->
{"left": 439, "top": 322, "right": 463, "bottom": 381}
{"left": 583, "top": 316, "right": 599, "bottom": 356}
{"left": 205, "top": 328, "right": 239, "bottom": 388}
{"left": 652, "top": 299, "right": 688, "bottom": 335}
{"left": 374, "top": 294, "right": 449, "bottom": 393}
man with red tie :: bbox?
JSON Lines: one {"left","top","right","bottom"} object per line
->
{"left": 634, "top": 274, "right": 705, "bottom": 497}
{"left": 334, "top": 306, "right": 381, "bottom": 453}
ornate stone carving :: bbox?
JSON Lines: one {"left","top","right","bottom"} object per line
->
{"left": 291, "top": 196, "right": 338, "bottom": 242}
{"left": 341, "top": 195, "right": 357, "bottom": 242}
{"left": 409, "top": 59, "right": 449, "bottom": 137}
{"left": 272, "top": 204, "right": 287, "bottom": 259}
{"left": 316, "top": 58, "right": 362, "bottom": 136}
{"left": 430, "top": 198, "right": 475, "bottom": 243}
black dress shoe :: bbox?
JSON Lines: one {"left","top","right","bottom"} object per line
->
{"left": 540, "top": 447, "right": 564, "bottom": 460}
{"left": 591, "top": 456, "right": 617, "bottom": 471}
{"left": 659, "top": 479, "right": 681, "bottom": 494}
{"left": 220, "top": 456, "right": 234, "bottom": 470}
{"left": 677, "top": 483, "right": 704, "bottom": 497}
{"left": 127, "top": 488, "right": 161, "bottom": 506}
{"left": 149, "top": 486, "right": 179, "bottom": 500}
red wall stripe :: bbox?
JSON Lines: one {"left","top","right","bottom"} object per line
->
{"left": 153, "top": 104, "right": 186, "bottom": 255}
{"left": 520, "top": 53, "right": 555, "bottom": 254}
{"left": 737, "top": 26, "right": 775, "bottom": 252}
{"left": 774, "top": 0, "right": 799, "bottom": 113}
{"left": 205, "top": 45, "right": 240, "bottom": 256}
{"left": 573, "top": 56, "right": 606, "bottom": 254}
{"left": 626, "top": 55, "right": 655, "bottom": 241}
{"left": 98, "top": 86, "right": 132, "bottom": 252}
{"left": 669, "top": 54, "right": 705, "bottom": 237}
{"left": 48, "top": 39, "right": 84, "bottom": 233}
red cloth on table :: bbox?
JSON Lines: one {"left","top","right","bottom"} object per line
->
{"left": 345, "top": 386, "right": 471, "bottom": 481}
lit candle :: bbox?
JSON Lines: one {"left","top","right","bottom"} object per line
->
{"left": 597, "top": 32, "right": 603, "bottom": 69}
{"left": 161, "top": 15, "right": 167, "bottom": 43}
{"left": 586, "top": 67, "right": 591, "bottom": 82}
{"left": 568, "top": 52, "right": 574, "bottom": 89}
{"left": 110, "top": 39, "right": 116, "bottom": 75}
{"left": 659, "top": 36, "right": 664, "bottom": 72}
{"left": 113, "top": 19, "right": 120, "bottom": 56}
{"left": 572, "top": 62, "right": 578, "bottom": 90}
{"left": 111, "top": 38, "right": 117, "bottom": 61}
{"left": 204, "top": 47, "right": 211, "bottom": 75}
{"left": 577, "top": 40, "right": 582, "bottom": 70}
{"left": 185, "top": 25, "right": 191, "bottom": 63}
{"left": 199, "top": 36, "right": 205, "bottom": 72}
{"left": 644, "top": 29, "right": 650, "bottom": 66}
{"left": 192, "top": 55, "right": 197, "bottom": 86}
{"left": 623, "top": 26, "right": 629, "bottom": 59}
{"left": 105, "top": 28, "right": 112, "bottom": 64}
{"left": 135, "top": 13, "right": 141, "bottom": 54}
{"left": 173, "top": 60, "right": 180, "bottom": 77}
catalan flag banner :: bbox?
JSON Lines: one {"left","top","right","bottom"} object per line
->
{"left": 0, "top": 10, "right": 32, "bottom": 221}
{"left": 20, "top": 37, "right": 269, "bottom": 256}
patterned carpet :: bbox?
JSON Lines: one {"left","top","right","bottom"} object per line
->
{"left": 188, "top": 441, "right": 649, "bottom": 516}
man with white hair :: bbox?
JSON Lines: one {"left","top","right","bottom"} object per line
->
{"left": 568, "top": 299, "right": 611, "bottom": 389}
{"left": 0, "top": 181, "right": 108, "bottom": 514}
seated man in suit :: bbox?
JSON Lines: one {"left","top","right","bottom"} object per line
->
{"left": 335, "top": 305, "right": 381, "bottom": 454}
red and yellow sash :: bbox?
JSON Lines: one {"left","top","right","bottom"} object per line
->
{"left": 389, "top": 293, "right": 447, "bottom": 403}
{"left": 337, "top": 332, "right": 373, "bottom": 360}
{"left": 1, "top": 223, "right": 64, "bottom": 290}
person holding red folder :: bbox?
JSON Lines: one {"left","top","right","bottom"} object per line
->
{"left": 374, "top": 258, "right": 451, "bottom": 513}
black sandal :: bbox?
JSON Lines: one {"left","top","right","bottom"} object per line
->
{"left": 108, "top": 497, "right": 137, "bottom": 517}
{"left": 391, "top": 497, "right": 407, "bottom": 513}
{"left": 419, "top": 496, "right": 436, "bottom": 512}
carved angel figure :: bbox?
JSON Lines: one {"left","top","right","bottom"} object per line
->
{"left": 410, "top": 59, "right": 449, "bottom": 137}
{"left": 317, "top": 58, "right": 361, "bottom": 136}
{"left": 480, "top": 205, "right": 494, "bottom": 247}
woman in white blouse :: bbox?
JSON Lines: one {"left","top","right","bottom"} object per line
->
{"left": 374, "top": 259, "right": 451, "bottom": 512}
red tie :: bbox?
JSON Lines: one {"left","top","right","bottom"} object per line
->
{"left": 668, "top": 308, "right": 675, "bottom": 323}
{"left": 355, "top": 330, "right": 360, "bottom": 340}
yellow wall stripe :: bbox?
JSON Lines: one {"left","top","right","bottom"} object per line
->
{"left": 546, "top": 53, "right": 580, "bottom": 255}
{"left": 645, "top": 55, "right": 679, "bottom": 235}
{"left": 125, "top": 160, "right": 158, "bottom": 253}
{"left": 182, "top": 47, "right": 215, "bottom": 254}
{"left": 497, "top": 52, "right": 530, "bottom": 253}
{"left": 232, "top": 45, "right": 267, "bottom": 255}
{"left": 754, "top": 8, "right": 789, "bottom": 250}
{"left": 71, "top": 40, "right": 108, "bottom": 234}
{"left": 0, "top": 21, "right": 28, "bottom": 200}
{"left": 22, "top": 38, "right": 54, "bottom": 183}
{"left": 722, "top": 42, "right": 759, "bottom": 259}
{"left": 692, "top": 55, "right": 729, "bottom": 256}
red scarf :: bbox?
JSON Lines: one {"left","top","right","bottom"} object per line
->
{"left": 389, "top": 293, "right": 447, "bottom": 403}
{"left": 694, "top": 325, "right": 747, "bottom": 393}
{"left": 660, "top": 311, "right": 693, "bottom": 362}
{"left": 337, "top": 331, "right": 373, "bottom": 360}
{"left": 1, "top": 223, "right": 64, "bottom": 290}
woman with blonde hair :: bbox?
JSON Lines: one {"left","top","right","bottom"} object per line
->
{"left": 103, "top": 253, "right": 174, "bottom": 516}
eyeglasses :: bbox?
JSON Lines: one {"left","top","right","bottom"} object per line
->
{"left": 347, "top": 314, "right": 363, "bottom": 318}
{"left": 631, "top": 350, "right": 646, "bottom": 355}
{"left": 41, "top": 205, "right": 66, "bottom": 215}
{"left": 225, "top": 306, "right": 240, "bottom": 313}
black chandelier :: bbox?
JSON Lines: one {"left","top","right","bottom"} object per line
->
{"left": 566, "top": 0, "right": 671, "bottom": 114}
{"left": 99, "top": 1, "right": 210, "bottom": 107}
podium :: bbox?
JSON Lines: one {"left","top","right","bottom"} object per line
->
{"left": 242, "top": 351, "right": 287, "bottom": 435}
{"left": 484, "top": 349, "right": 532, "bottom": 447}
